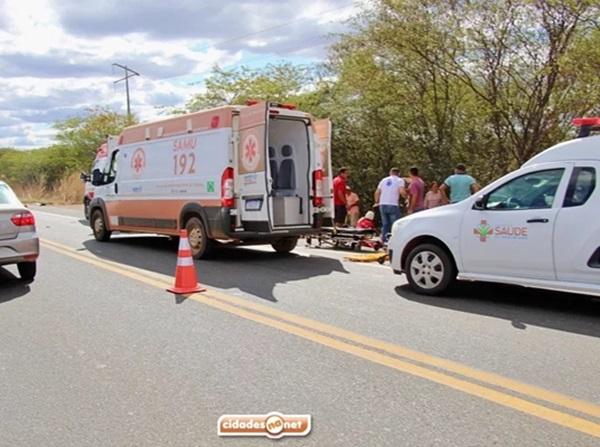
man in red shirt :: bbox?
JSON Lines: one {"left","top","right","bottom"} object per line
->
{"left": 333, "top": 167, "right": 349, "bottom": 225}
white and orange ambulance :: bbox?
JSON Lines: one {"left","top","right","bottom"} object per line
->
{"left": 88, "top": 101, "right": 333, "bottom": 258}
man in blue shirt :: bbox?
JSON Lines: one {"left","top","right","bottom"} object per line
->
{"left": 441, "top": 163, "right": 480, "bottom": 203}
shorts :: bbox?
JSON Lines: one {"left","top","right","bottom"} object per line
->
{"left": 334, "top": 205, "right": 347, "bottom": 224}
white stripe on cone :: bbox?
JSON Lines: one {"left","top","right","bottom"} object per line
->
{"left": 177, "top": 257, "right": 195, "bottom": 267}
{"left": 179, "top": 237, "right": 191, "bottom": 251}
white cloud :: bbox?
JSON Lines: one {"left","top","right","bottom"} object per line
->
{"left": 0, "top": 0, "right": 358, "bottom": 149}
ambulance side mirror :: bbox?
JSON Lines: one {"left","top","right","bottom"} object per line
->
{"left": 473, "top": 195, "right": 486, "bottom": 210}
{"left": 91, "top": 169, "right": 103, "bottom": 186}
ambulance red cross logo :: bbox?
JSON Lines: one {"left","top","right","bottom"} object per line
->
{"left": 131, "top": 148, "right": 146, "bottom": 177}
{"left": 242, "top": 134, "right": 260, "bottom": 172}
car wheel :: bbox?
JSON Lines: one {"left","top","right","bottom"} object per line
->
{"left": 84, "top": 198, "right": 90, "bottom": 220}
{"left": 271, "top": 237, "right": 298, "bottom": 254}
{"left": 185, "top": 216, "right": 214, "bottom": 259}
{"left": 405, "top": 243, "right": 456, "bottom": 295}
{"left": 17, "top": 261, "right": 36, "bottom": 282}
{"left": 91, "top": 209, "right": 112, "bottom": 242}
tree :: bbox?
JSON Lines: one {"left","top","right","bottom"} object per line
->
{"left": 182, "top": 63, "right": 319, "bottom": 112}
{"left": 377, "top": 0, "right": 600, "bottom": 166}
{"left": 325, "top": 0, "right": 600, "bottom": 207}
{"left": 53, "top": 106, "right": 135, "bottom": 170}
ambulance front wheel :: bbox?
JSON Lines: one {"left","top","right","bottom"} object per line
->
{"left": 91, "top": 209, "right": 112, "bottom": 242}
{"left": 185, "top": 216, "right": 214, "bottom": 259}
{"left": 271, "top": 237, "right": 298, "bottom": 254}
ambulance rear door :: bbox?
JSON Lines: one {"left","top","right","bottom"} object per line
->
{"left": 237, "top": 101, "right": 273, "bottom": 232}
{"left": 313, "top": 118, "right": 334, "bottom": 224}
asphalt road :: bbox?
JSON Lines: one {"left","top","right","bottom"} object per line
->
{"left": 1, "top": 205, "right": 600, "bottom": 446}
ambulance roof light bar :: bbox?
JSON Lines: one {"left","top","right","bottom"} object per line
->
{"left": 244, "top": 99, "right": 297, "bottom": 110}
{"left": 572, "top": 117, "right": 600, "bottom": 138}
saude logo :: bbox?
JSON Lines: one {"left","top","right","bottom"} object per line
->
{"left": 218, "top": 412, "right": 311, "bottom": 439}
{"left": 474, "top": 220, "right": 493, "bottom": 242}
{"left": 474, "top": 219, "right": 529, "bottom": 242}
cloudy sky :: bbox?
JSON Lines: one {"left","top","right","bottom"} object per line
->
{"left": 0, "top": 0, "right": 358, "bottom": 149}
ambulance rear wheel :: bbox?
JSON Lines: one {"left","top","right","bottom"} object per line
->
{"left": 185, "top": 217, "right": 214, "bottom": 259}
{"left": 91, "top": 210, "right": 112, "bottom": 242}
{"left": 271, "top": 237, "right": 298, "bottom": 254}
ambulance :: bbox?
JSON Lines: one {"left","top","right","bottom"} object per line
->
{"left": 81, "top": 140, "right": 112, "bottom": 220}
{"left": 88, "top": 101, "right": 333, "bottom": 258}
{"left": 388, "top": 117, "right": 600, "bottom": 297}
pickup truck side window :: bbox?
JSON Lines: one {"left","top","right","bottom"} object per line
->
{"left": 563, "top": 167, "right": 595, "bottom": 207}
{"left": 485, "top": 168, "right": 564, "bottom": 210}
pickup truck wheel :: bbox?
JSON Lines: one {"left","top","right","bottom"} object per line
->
{"left": 271, "top": 237, "right": 298, "bottom": 254}
{"left": 91, "top": 210, "right": 112, "bottom": 242}
{"left": 17, "top": 262, "right": 36, "bottom": 282}
{"left": 185, "top": 217, "right": 214, "bottom": 259}
{"left": 406, "top": 243, "right": 455, "bottom": 295}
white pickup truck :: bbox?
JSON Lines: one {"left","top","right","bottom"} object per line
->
{"left": 389, "top": 117, "right": 600, "bottom": 297}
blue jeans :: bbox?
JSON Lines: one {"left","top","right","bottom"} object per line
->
{"left": 380, "top": 205, "right": 401, "bottom": 242}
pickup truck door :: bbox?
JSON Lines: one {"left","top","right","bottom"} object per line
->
{"left": 554, "top": 161, "right": 600, "bottom": 285}
{"left": 460, "top": 163, "right": 570, "bottom": 279}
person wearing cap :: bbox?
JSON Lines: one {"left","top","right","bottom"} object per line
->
{"left": 441, "top": 163, "right": 480, "bottom": 204}
{"left": 357, "top": 210, "right": 376, "bottom": 230}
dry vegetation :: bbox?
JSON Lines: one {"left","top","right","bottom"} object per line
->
{"left": 12, "top": 172, "right": 84, "bottom": 205}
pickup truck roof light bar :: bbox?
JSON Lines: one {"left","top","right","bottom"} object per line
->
{"left": 572, "top": 117, "right": 600, "bottom": 138}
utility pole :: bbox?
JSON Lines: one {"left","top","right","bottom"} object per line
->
{"left": 112, "top": 63, "right": 140, "bottom": 121}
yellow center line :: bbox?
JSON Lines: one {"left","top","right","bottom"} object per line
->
{"left": 40, "top": 238, "right": 600, "bottom": 438}
{"left": 202, "top": 289, "right": 600, "bottom": 420}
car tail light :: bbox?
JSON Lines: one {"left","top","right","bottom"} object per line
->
{"left": 11, "top": 211, "right": 35, "bottom": 227}
{"left": 88, "top": 191, "right": 95, "bottom": 199}
{"left": 221, "top": 167, "right": 235, "bottom": 208}
{"left": 312, "top": 169, "right": 324, "bottom": 207}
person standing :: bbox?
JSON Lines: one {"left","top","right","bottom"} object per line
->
{"left": 345, "top": 186, "right": 360, "bottom": 227}
{"left": 441, "top": 163, "right": 480, "bottom": 204}
{"left": 374, "top": 167, "right": 406, "bottom": 242}
{"left": 407, "top": 166, "right": 425, "bottom": 214}
{"left": 424, "top": 181, "right": 447, "bottom": 209}
{"left": 333, "top": 167, "right": 349, "bottom": 226}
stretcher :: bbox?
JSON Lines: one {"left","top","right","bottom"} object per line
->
{"left": 306, "top": 227, "right": 383, "bottom": 252}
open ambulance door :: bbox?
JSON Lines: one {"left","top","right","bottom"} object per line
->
{"left": 313, "top": 118, "right": 334, "bottom": 226}
{"left": 237, "top": 101, "right": 273, "bottom": 233}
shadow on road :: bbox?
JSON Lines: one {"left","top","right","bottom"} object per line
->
{"left": 83, "top": 235, "right": 349, "bottom": 302}
{"left": 0, "top": 267, "right": 31, "bottom": 303}
{"left": 396, "top": 281, "right": 600, "bottom": 338}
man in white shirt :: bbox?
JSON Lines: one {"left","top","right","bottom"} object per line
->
{"left": 374, "top": 167, "right": 407, "bottom": 242}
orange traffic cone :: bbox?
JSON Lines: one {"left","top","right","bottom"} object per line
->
{"left": 167, "top": 229, "right": 206, "bottom": 294}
